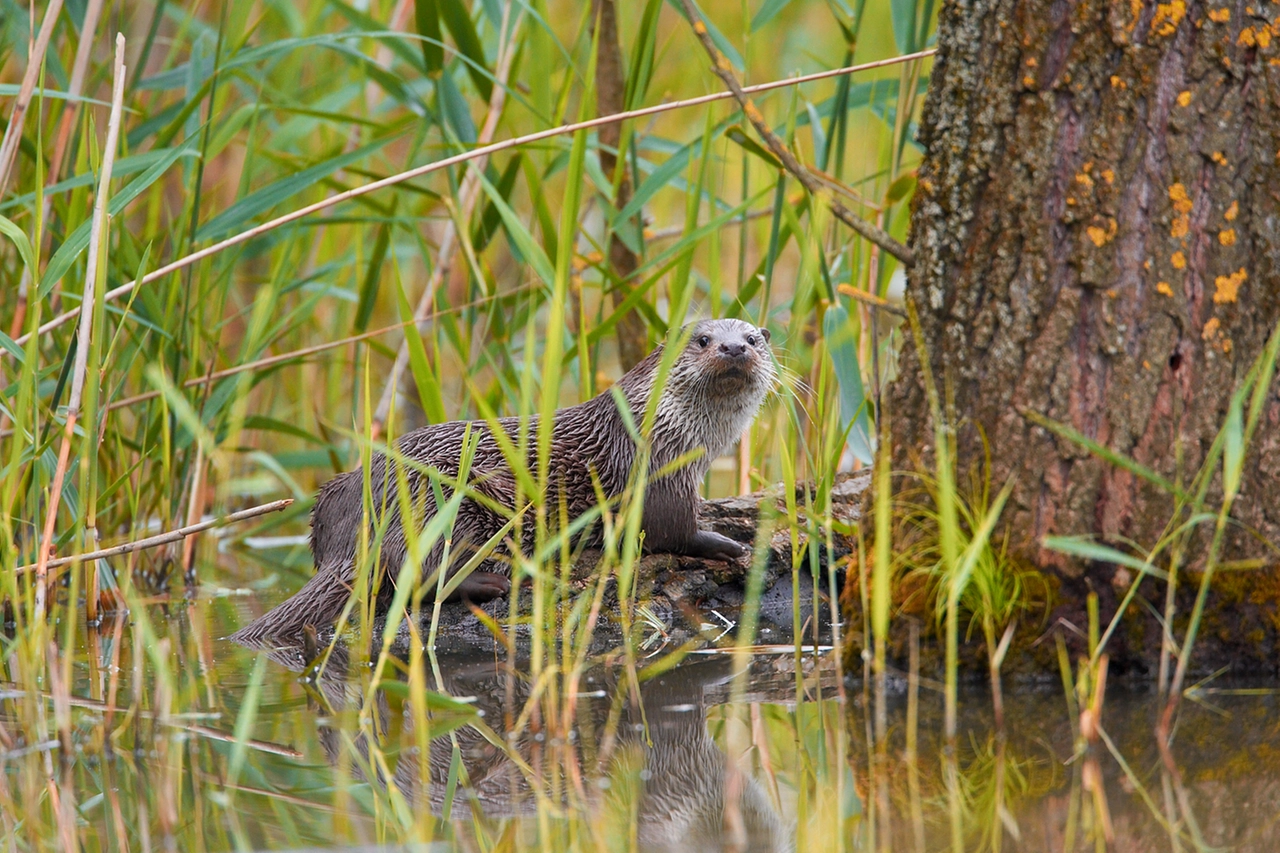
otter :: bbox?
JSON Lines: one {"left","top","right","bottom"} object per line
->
{"left": 232, "top": 319, "right": 775, "bottom": 641}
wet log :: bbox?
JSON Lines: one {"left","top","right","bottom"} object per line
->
{"left": 232, "top": 473, "right": 869, "bottom": 654}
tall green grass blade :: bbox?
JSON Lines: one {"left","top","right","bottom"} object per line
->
{"left": 823, "top": 303, "right": 873, "bottom": 464}
{"left": 395, "top": 276, "right": 448, "bottom": 425}
{"left": 477, "top": 169, "right": 555, "bottom": 287}
{"left": 891, "top": 0, "right": 922, "bottom": 53}
{"left": 414, "top": 0, "right": 445, "bottom": 73}
{"left": 354, "top": 209, "right": 395, "bottom": 333}
{"left": 625, "top": 0, "right": 663, "bottom": 110}
{"left": 39, "top": 139, "right": 198, "bottom": 297}
{"left": 437, "top": 69, "right": 477, "bottom": 145}
{"left": 1042, "top": 537, "right": 1169, "bottom": 581}
{"left": 752, "top": 0, "right": 793, "bottom": 30}
{"left": 196, "top": 135, "right": 396, "bottom": 240}
{"left": 438, "top": 0, "right": 492, "bottom": 99}
{"left": 1021, "top": 408, "right": 1186, "bottom": 501}
{"left": 0, "top": 214, "right": 37, "bottom": 274}
{"left": 725, "top": 125, "right": 782, "bottom": 170}
{"left": 1222, "top": 394, "right": 1244, "bottom": 501}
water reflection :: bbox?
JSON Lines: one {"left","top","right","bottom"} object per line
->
{"left": 10, "top": 588, "right": 1280, "bottom": 850}
{"left": 235, "top": 630, "right": 837, "bottom": 851}
{"left": 848, "top": 681, "right": 1280, "bottom": 852}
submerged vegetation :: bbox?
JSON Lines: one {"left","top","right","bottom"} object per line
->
{"left": 1, "top": 0, "right": 1279, "bottom": 849}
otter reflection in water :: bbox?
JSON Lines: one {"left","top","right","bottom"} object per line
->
{"left": 240, "top": 632, "right": 795, "bottom": 852}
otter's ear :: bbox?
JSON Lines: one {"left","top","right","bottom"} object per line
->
{"left": 760, "top": 327, "right": 771, "bottom": 342}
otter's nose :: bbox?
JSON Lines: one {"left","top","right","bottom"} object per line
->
{"left": 719, "top": 341, "right": 749, "bottom": 359}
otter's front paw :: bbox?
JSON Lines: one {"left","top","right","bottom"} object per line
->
{"left": 685, "top": 529, "right": 750, "bottom": 563}
{"left": 452, "top": 571, "right": 511, "bottom": 602}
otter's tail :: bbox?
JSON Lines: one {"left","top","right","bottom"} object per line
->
{"left": 227, "top": 566, "right": 354, "bottom": 645}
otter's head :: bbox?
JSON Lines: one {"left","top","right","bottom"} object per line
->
{"left": 646, "top": 319, "right": 776, "bottom": 462}
{"left": 667, "top": 318, "right": 776, "bottom": 401}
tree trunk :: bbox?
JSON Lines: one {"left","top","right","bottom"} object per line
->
{"left": 893, "top": 0, "right": 1280, "bottom": 576}
{"left": 592, "top": 0, "right": 649, "bottom": 371}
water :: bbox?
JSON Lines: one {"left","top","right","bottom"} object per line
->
{"left": 4, "top": 560, "right": 1280, "bottom": 851}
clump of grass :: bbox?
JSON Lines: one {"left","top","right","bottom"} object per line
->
{"left": 897, "top": 454, "right": 1050, "bottom": 727}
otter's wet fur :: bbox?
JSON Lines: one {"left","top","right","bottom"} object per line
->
{"left": 232, "top": 319, "right": 776, "bottom": 642}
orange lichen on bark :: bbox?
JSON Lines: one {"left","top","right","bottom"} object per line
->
{"left": 1219, "top": 228, "right": 1237, "bottom": 245}
{"left": 1239, "top": 26, "right": 1257, "bottom": 46}
{"left": 1168, "top": 182, "right": 1193, "bottom": 212}
{"left": 1212, "top": 151, "right": 1229, "bottom": 165}
{"left": 1157, "top": 281, "right": 1174, "bottom": 296}
{"left": 1087, "top": 218, "right": 1117, "bottom": 246}
{"left": 1214, "top": 268, "right": 1247, "bottom": 303}
{"left": 1203, "top": 316, "right": 1221, "bottom": 339}
{"left": 1208, "top": 6, "right": 1230, "bottom": 22}
{"left": 1171, "top": 215, "right": 1189, "bottom": 238}
{"left": 1172, "top": 250, "right": 1187, "bottom": 268}
{"left": 1225, "top": 200, "right": 1239, "bottom": 220}
{"left": 1177, "top": 90, "right": 1192, "bottom": 106}
{"left": 1101, "top": 168, "right": 1115, "bottom": 184}
{"left": 1153, "top": 0, "right": 1188, "bottom": 34}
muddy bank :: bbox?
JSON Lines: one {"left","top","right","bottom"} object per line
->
{"left": 847, "top": 532, "right": 1280, "bottom": 684}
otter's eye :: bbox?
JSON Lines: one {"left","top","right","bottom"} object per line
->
{"left": 746, "top": 335, "right": 758, "bottom": 347}
{"left": 697, "top": 335, "right": 711, "bottom": 348}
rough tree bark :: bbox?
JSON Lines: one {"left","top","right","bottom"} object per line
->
{"left": 894, "top": 0, "right": 1280, "bottom": 582}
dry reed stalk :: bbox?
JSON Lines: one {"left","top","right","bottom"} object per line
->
{"left": 676, "top": 0, "right": 914, "bottom": 265}
{"left": 836, "top": 283, "right": 907, "bottom": 317}
{"left": 14, "top": 50, "right": 936, "bottom": 350}
{"left": 6, "top": 0, "right": 106, "bottom": 345}
{"left": 365, "top": 0, "right": 413, "bottom": 116}
{"left": 371, "top": 6, "right": 522, "bottom": 434}
{"left": 46, "top": 642, "right": 76, "bottom": 852}
{"left": 0, "top": 0, "right": 66, "bottom": 198}
{"left": 32, "top": 34, "right": 127, "bottom": 622}
{"left": 84, "top": 528, "right": 100, "bottom": 624}
{"left": 16, "top": 498, "right": 293, "bottom": 574}
{"left": 180, "top": 441, "right": 207, "bottom": 583}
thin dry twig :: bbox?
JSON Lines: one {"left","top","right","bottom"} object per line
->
{"left": 676, "top": 0, "right": 916, "bottom": 266}
{"left": 7, "top": 0, "right": 105, "bottom": 344}
{"left": 836, "top": 283, "right": 906, "bottom": 318}
{"left": 32, "top": 34, "right": 127, "bottom": 621}
{"left": 17, "top": 498, "right": 294, "bottom": 574}
{"left": 14, "top": 50, "right": 936, "bottom": 350}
